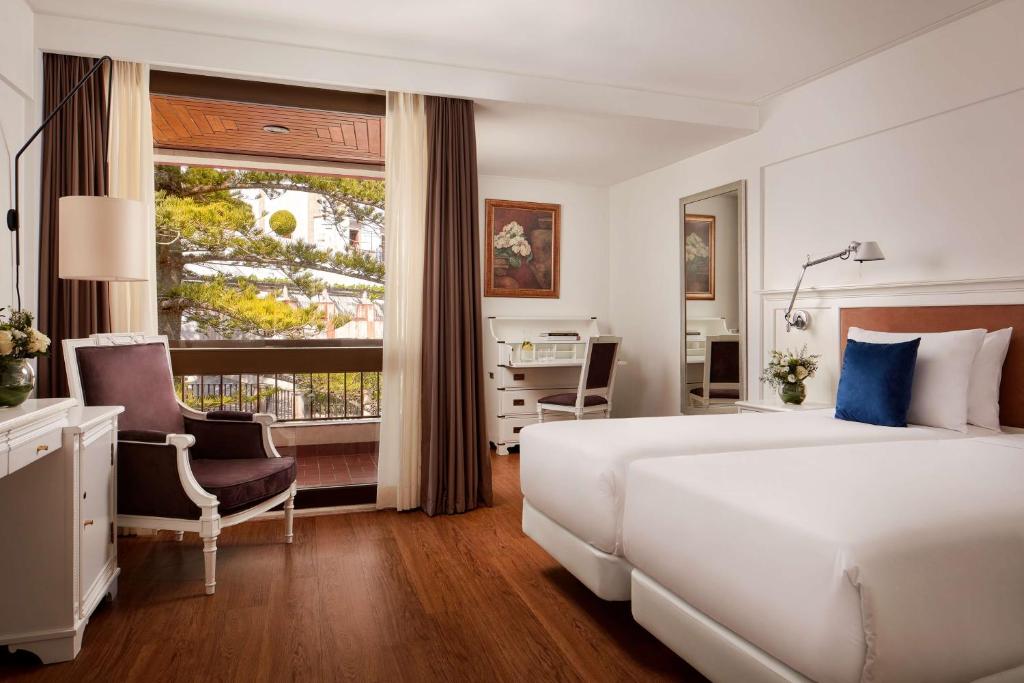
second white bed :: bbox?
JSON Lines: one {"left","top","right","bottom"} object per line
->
{"left": 520, "top": 409, "right": 985, "bottom": 599}
{"left": 623, "top": 434, "right": 1024, "bottom": 683}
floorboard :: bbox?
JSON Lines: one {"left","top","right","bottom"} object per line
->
{"left": 0, "top": 453, "right": 703, "bottom": 682}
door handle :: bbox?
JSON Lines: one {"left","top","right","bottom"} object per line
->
{"left": 83, "top": 519, "right": 95, "bottom": 527}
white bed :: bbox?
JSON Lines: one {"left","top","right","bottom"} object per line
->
{"left": 623, "top": 434, "right": 1024, "bottom": 683}
{"left": 520, "top": 409, "right": 985, "bottom": 599}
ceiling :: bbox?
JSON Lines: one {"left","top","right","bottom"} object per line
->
{"left": 474, "top": 101, "right": 742, "bottom": 185}
{"left": 29, "top": 0, "right": 991, "bottom": 102}
{"left": 29, "top": 0, "right": 996, "bottom": 184}
{"left": 151, "top": 94, "right": 384, "bottom": 164}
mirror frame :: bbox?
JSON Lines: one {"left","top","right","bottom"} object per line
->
{"left": 679, "top": 180, "right": 748, "bottom": 413}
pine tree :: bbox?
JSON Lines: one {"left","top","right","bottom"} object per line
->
{"left": 155, "top": 165, "right": 385, "bottom": 339}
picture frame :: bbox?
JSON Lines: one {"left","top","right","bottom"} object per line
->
{"left": 484, "top": 199, "right": 561, "bottom": 298}
{"left": 683, "top": 214, "right": 715, "bottom": 300}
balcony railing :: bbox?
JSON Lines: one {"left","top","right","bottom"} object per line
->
{"left": 169, "top": 339, "right": 383, "bottom": 422}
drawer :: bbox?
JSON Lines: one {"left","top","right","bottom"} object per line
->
{"left": 497, "top": 388, "right": 576, "bottom": 416}
{"left": 8, "top": 425, "right": 62, "bottom": 474}
{"left": 489, "top": 365, "right": 580, "bottom": 390}
{"left": 496, "top": 414, "right": 573, "bottom": 444}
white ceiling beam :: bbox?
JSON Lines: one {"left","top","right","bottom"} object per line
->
{"left": 33, "top": 13, "right": 759, "bottom": 132}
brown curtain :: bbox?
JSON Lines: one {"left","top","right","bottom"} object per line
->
{"left": 420, "top": 97, "right": 492, "bottom": 515}
{"left": 37, "top": 53, "right": 111, "bottom": 398}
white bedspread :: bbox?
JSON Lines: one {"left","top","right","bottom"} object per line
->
{"left": 623, "top": 435, "right": 1024, "bottom": 683}
{"left": 520, "top": 410, "right": 981, "bottom": 555}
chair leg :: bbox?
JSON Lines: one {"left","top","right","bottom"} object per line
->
{"left": 537, "top": 406, "right": 545, "bottom": 424}
{"left": 284, "top": 489, "right": 295, "bottom": 544}
{"left": 202, "top": 534, "right": 217, "bottom": 595}
{"left": 174, "top": 531, "right": 184, "bottom": 542}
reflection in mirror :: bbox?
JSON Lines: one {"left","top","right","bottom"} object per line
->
{"left": 680, "top": 182, "right": 745, "bottom": 414}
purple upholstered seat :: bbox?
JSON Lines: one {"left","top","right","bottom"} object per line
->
{"left": 537, "top": 393, "right": 609, "bottom": 407}
{"left": 191, "top": 457, "right": 297, "bottom": 514}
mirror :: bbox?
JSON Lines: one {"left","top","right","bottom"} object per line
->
{"left": 680, "top": 181, "right": 746, "bottom": 414}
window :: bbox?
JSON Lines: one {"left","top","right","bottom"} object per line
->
{"left": 155, "top": 164, "right": 384, "bottom": 342}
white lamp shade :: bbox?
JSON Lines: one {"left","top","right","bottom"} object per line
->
{"left": 58, "top": 196, "right": 148, "bottom": 281}
{"left": 854, "top": 241, "right": 885, "bottom": 262}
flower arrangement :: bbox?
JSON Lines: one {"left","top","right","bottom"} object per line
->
{"left": 684, "top": 231, "right": 709, "bottom": 263}
{"left": 0, "top": 309, "right": 51, "bottom": 359}
{"left": 493, "top": 221, "right": 533, "bottom": 268}
{"left": 759, "top": 345, "right": 820, "bottom": 405}
{"left": 0, "top": 309, "right": 49, "bottom": 407}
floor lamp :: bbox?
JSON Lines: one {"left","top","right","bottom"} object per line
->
{"left": 6, "top": 55, "right": 146, "bottom": 313}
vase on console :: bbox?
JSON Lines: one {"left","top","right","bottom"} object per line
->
{"left": 0, "top": 310, "right": 50, "bottom": 408}
{"left": 0, "top": 358, "right": 35, "bottom": 408}
{"left": 779, "top": 380, "right": 807, "bottom": 406}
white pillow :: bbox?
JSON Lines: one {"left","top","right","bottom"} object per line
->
{"left": 847, "top": 327, "right": 986, "bottom": 432}
{"left": 967, "top": 328, "right": 1013, "bottom": 431}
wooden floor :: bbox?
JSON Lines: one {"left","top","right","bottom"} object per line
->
{"left": 0, "top": 452, "right": 703, "bottom": 682}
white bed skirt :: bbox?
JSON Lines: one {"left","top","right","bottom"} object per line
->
{"left": 521, "top": 499, "right": 632, "bottom": 601}
{"left": 631, "top": 570, "right": 813, "bottom": 683}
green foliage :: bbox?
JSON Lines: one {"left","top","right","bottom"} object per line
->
{"left": 269, "top": 210, "right": 297, "bottom": 237}
{"left": 156, "top": 165, "right": 385, "bottom": 339}
{"left": 164, "top": 276, "right": 347, "bottom": 339}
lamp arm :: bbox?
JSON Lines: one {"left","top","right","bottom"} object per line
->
{"left": 783, "top": 264, "right": 808, "bottom": 328}
{"left": 6, "top": 55, "right": 112, "bottom": 311}
{"left": 783, "top": 242, "right": 860, "bottom": 330}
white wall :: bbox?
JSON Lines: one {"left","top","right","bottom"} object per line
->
{"left": 608, "top": 0, "right": 1024, "bottom": 417}
{"left": 479, "top": 175, "right": 610, "bottom": 324}
{"left": 0, "top": 0, "right": 36, "bottom": 312}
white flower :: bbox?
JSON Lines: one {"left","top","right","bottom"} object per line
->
{"left": 0, "top": 330, "right": 12, "bottom": 356}
{"left": 513, "top": 241, "right": 532, "bottom": 257}
{"left": 27, "top": 328, "right": 50, "bottom": 354}
{"left": 684, "top": 232, "right": 709, "bottom": 262}
{"left": 11, "top": 329, "right": 25, "bottom": 339}
{"left": 795, "top": 365, "right": 808, "bottom": 380}
{"left": 787, "top": 374, "right": 797, "bottom": 383}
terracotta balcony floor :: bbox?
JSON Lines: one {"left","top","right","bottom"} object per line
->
{"left": 283, "top": 448, "right": 379, "bottom": 488}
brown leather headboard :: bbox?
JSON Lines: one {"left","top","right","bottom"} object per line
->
{"left": 839, "top": 305, "right": 1024, "bottom": 428}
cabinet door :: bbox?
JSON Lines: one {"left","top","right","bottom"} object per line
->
{"left": 79, "top": 430, "right": 115, "bottom": 607}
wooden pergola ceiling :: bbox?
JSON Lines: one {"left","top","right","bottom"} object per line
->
{"left": 151, "top": 94, "right": 384, "bottom": 165}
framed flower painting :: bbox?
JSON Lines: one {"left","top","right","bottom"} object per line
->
{"left": 683, "top": 214, "right": 715, "bottom": 300}
{"left": 484, "top": 199, "right": 561, "bottom": 298}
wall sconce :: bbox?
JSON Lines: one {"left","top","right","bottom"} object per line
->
{"left": 784, "top": 240, "right": 885, "bottom": 331}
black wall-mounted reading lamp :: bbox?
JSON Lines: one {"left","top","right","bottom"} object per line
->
{"left": 6, "top": 55, "right": 145, "bottom": 312}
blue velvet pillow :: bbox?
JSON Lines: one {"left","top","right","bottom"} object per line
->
{"left": 835, "top": 338, "right": 921, "bottom": 427}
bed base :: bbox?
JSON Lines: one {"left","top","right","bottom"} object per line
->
{"left": 631, "top": 570, "right": 812, "bottom": 683}
{"left": 521, "top": 499, "right": 632, "bottom": 601}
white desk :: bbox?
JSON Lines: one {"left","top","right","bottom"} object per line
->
{"left": 0, "top": 399, "right": 123, "bottom": 663}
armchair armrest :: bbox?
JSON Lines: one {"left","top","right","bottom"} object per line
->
{"left": 183, "top": 411, "right": 280, "bottom": 460}
{"left": 117, "top": 431, "right": 216, "bottom": 519}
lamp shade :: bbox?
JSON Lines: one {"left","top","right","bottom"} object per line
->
{"left": 58, "top": 196, "right": 147, "bottom": 281}
{"left": 854, "top": 241, "right": 885, "bottom": 262}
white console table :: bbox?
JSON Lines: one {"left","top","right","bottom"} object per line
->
{"left": 0, "top": 398, "right": 123, "bottom": 663}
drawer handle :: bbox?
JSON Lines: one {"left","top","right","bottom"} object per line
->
{"left": 513, "top": 399, "right": 525, "bottom": 407}
{"left": 83, "top": 519, "right": 95, "bottom": 527}
{"left": 513, "top": 373, "right": 525, "bottom": 381}
{"left": 36, "top": 444, "right": 50, "bottom": 453}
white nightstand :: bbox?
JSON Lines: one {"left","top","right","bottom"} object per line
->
{"left": 736, "top": 398, "right": 833, "bottom": 414}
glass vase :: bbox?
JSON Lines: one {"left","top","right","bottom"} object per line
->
{"left": 0, "top": 358, "right": 35, "bottom": 408}
{"left": 779, "top": 381, "right": 806, "bottom": 406}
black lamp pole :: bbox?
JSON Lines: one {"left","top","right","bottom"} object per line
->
{"left": 6, "top": 55, "right": 113, "bottom": 311}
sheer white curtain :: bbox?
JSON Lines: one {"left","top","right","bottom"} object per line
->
{"left": 376, "top": 92, "right": 428, "bottom": 510}
{"left": 108, "top": 60, "right": 157, "bottom": 334}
